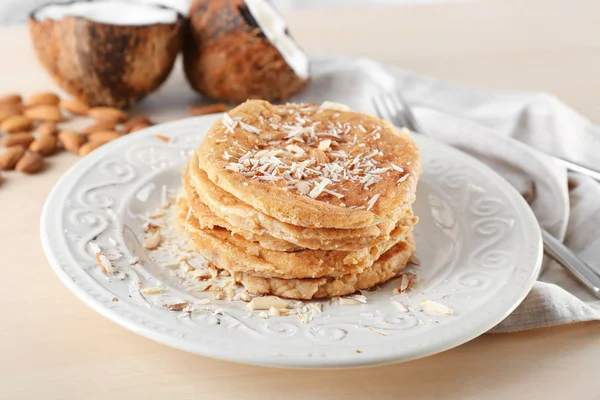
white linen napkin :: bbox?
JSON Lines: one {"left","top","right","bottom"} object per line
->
{"left": 294, "top": 55, "right": 600, "bottom": 332}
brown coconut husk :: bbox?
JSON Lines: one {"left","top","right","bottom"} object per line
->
{"left": 29, "top": 1, "right": 184, "bottom": 109}
{"left": 184, "top": 0, "right": 309, "bottom": 103}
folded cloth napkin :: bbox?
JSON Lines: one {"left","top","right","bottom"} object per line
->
{"left": 294, "top": 55, "right": 600, "bottom": 332}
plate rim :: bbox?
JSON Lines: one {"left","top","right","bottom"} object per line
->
{"left": 40, "top": 114, "right": 543, "bottom": 369}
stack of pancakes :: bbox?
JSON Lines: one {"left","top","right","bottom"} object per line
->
{"left": 176, "top": 100, "right": 421, "bottom": 299}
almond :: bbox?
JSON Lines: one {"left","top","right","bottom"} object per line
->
{"left": 58, "top": 130, "right": 84, "bottom": 154}
{"left": 187, "top": 103, "right": 228, "bottom": 116}
{"left": 3, "top": 132, "right": 35, "bottom": 148}
{"left": 155, "top": 134, "right": 170, "bottom": 142}
{"left": 0, "top": 105, "right": 21, "bottom": 123}
{"left": 24, "top": 105, "right": 62, "bottom": 122}
{"left": 37, "top": 122, "right": 58, "bottom": 136}
{"left": 15, "top": 152, "right": 44, "bottom": 173}
{"left": 82, "top": 120, "right": 117, "bottom": 135}
{"left": 88, "top": 131, "right": 120, "bottom": 144}
{"left": 29, "top": 135, "right": 58, "bottom": 156}
{"left": 88, "top": 107, "right": 127, "bottom": 122}
{"left": 0, "top": 115, "right": 33, "bottom": 133}
{"left": 0, "top": 146, "right": 25, "bottom": 170}
{"left": 59, "top": 99, "right": 89, "bottom": 115}
{"left": 78, "top": 141, "right": 103, "bottom": 156}
{"left": 0, "top": 93, "right": 22, "bottom": 106}
{"left": 121, "top": 115, "right": 151, "bottom": 133}
{"left": 128, "top": 121, "right": 152, "bottom": 133}
{"left": 26, "top": 92, "right": 60, "bottom": 107}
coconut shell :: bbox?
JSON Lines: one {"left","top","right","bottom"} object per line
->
{"left": 29, "top": 5, "right": 184, "bottom": 109}
{"left": 184, "top": 0, "right": 308, "bottom": 103}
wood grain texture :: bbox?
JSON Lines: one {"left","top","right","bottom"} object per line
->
{"left": 1, "top": 0, "right": 600, "bottom": 398}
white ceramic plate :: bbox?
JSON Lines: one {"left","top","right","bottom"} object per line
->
{"left": 40, "top": 115, "right": 542, "bottom": 369}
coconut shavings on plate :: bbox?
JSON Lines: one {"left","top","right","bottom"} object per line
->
{"left": 99, "top": 188, "right": 440, "bottom": 331}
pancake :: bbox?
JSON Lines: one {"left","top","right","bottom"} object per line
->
{"left": 174, "top": 100, "right": 421, "bottom": 299}
{"left": 184, "top": 159, "right": 413, "bottom": 251}
{"left": 234, "top": 236, "right": 415, "bottom": 299}
{"left": 175, "top": 194, "right": 414, "bottom": 280}
{"left": 196, "top": 100, "right": 421, "bottom": 229}
{"left": 182, "top": 186, "right": 301, "bottom": 251}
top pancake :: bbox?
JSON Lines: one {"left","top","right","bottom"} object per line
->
{"left": 196, "top": 100, "right": 421, "bottom": 229}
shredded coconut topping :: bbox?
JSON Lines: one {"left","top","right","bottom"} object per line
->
{"left": 318, "top": 139, "right": 332, "bottom": 151}
{"left": 96, "top": 253, "right": 115, "bottom": 275}
{"left": 217, "top": 103, "right": 412, "bottom": 209}
{"left": 397, "top": 174, "right": 409, "bottom": 184}
{"left": 308, "top": 178, "right": 331, "bottom": 199}
{"left": 366, "top": 194, "right": 380, "bottom": 211}
{"left": 391, "top": 163, "right": 404, "bottom": 173}
{"left": 222, "top": 113, "right": 236, "bottom": 133}
{"left": 239, "top": 121, "right": 261, "bottom": 134}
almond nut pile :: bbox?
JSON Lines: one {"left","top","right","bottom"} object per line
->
{"left": 0, "top": 91, "right": 155, "bottom": 181}
{"left": 0, "top": 91, "right": 229, "bottom": 186}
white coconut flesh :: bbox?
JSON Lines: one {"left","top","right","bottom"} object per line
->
{"left": 33, "top": 1, "right": 179, "bottom": 26}
{"left": 244, "top": 0, "right": 309, "bottom": 79}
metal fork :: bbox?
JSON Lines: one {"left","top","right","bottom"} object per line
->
{"left": 372, "top": 91, "right": 600, "bottom": 298}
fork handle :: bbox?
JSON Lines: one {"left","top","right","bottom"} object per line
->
{"left": 542, "top": 229, "right": 600, "bottom": 298}
{"left": 554, "top": 157, "right": 600, "bottom": 182}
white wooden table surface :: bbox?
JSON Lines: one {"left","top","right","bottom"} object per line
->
{"left": 1, "top": 0, "right": 600, "bottom": 398}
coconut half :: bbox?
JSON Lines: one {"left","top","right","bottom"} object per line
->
{"left": 184, "top": 0, "right": 309, "bottom": 103}
{"left": 29, "top": 1, "right": 184, "bottom": 109}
